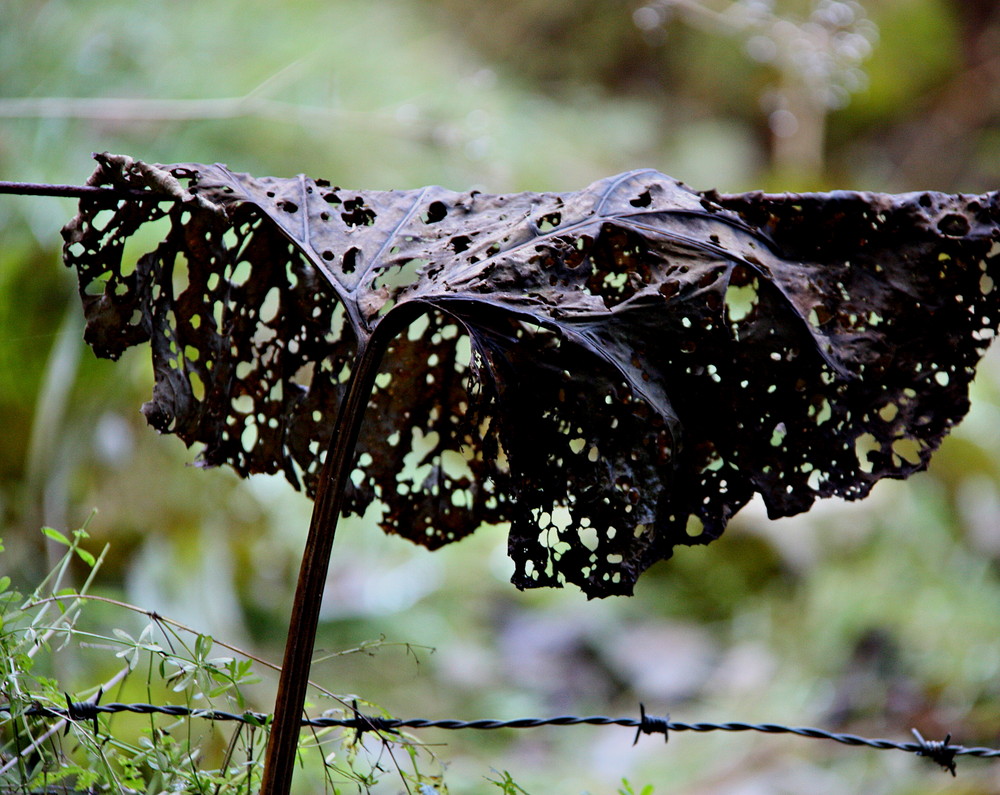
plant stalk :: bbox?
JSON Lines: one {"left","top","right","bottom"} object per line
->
{"left": 259, "top": 304, "right": 424, "bottom": 795}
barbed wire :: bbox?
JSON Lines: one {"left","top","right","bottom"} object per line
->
{"left": 8, "top": 698, "right": 1000, "bottom": 777}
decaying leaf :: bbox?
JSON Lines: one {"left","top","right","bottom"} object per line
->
{"left": 63, "top": 153, "right": 1000, "bottom": 597}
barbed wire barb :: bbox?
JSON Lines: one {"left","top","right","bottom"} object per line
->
{"left": 911, "top": 728, "right": 958, "bottom": 776}
{"left": 62, "top": 687, "right": 103, "bottom": 736}
{"left": 633, "top": 703, "right": 669, "bottom": 745}
{"left": 347, "top": 698, "right": 400, "bottom": 743}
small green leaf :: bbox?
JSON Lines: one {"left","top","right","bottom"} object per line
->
{"left": 113, "top": 627, "right": 135, "bottom": 644}
{"left": 13, "top": 653, "right": 34, "bottom": 673}
{"left": 195, "top": 634, "right": 213, "bottom": 658}
{"left": 74, "top": 547, "right": 96, "bottom": 567}
{"left": 42, "top": 527, "right": 70, "bottom": 546}
{"left": 0, "top": 576, "right": 10, "bottom": 594}
{"left": 242, "top": 711, "right": 269, "bottom": 728}
{"left": 207, "top": 668, "right": 230, "bottom": 685}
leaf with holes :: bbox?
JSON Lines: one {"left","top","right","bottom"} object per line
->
{"left": 63, "top": 153, "right": 1000, "bottom": 597}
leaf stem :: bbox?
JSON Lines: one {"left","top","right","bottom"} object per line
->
{"left": 259, "top": 304, "right": 425, "bottom": 795}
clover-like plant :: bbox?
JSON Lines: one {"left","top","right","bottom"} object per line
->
{"left": 62, "top": 153, "right": 1000, "bottom": 794}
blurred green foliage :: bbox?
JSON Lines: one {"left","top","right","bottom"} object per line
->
{"left": 1, "top": 1, "right": 999, "bottom": 792}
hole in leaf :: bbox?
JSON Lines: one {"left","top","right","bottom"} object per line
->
{"left": 537, "top": 212, "right": 561, "bottom": 231}
{"left": 342, "top": 248, "right": 361, "bottom": 274}
{"left": 892, "top": 437, "right": 922, "bottom": 466}
{"left": 241, "top": 421, "right": 258, "bottom": 452}
{"left": 629, "top": 190, "right": 652, "bottom": 208}
{"left": 232, "top": 394, "right": 254, "bottom": 414}
{"left": 260, "top": 287, "right": 281, "bottom": 324}
{"left": 878, "top": 403, "right": 898, "bottom": 422}
{"left": 937, "top": 213, "right": 970, "bottom": 237}
{"left": 726, "top": 277, "right": 758, "bottom": 323}
{"left": 84, "top": 272, "right": 111, "bottom": 296}
{"left": 423, "top": 201, "right": 448, "bottom": 223}
{"left": 854, "top": 433, "right": 879, "bottom": 472}
{"left": 229, "top": 260, "right": 252, "bottom": 286}
{"left": 342, "top": 198, "right": 376, "bottom": 227}
{"left": 769, "top": 422, "right": 787, "bottom": 447}
{"left": 578, "top": 525, "right": 599, "bottom": 551}
{"left": 190, "top": 371, "right": 205, "bottom": 402}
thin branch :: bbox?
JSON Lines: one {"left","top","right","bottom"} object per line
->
{"left": 24, "top": 594, "right": 350, "bottom": 708}
{"left": 0, "top": 92, "right": 451, "bottom": 155}
{"left": 0, "top": 95, "right": 390, "bottom": 127}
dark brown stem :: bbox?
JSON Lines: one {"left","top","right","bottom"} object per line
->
{"left": 259, "top": 304, "right": 425, "bottom": 795}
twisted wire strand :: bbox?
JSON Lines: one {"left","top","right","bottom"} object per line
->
{"left": 6, "top": 700, "right": 996, "bottom": 775}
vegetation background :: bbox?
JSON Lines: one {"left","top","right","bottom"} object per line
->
{"left": 1, "top": 1, "right": 998, "bottom": 792}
